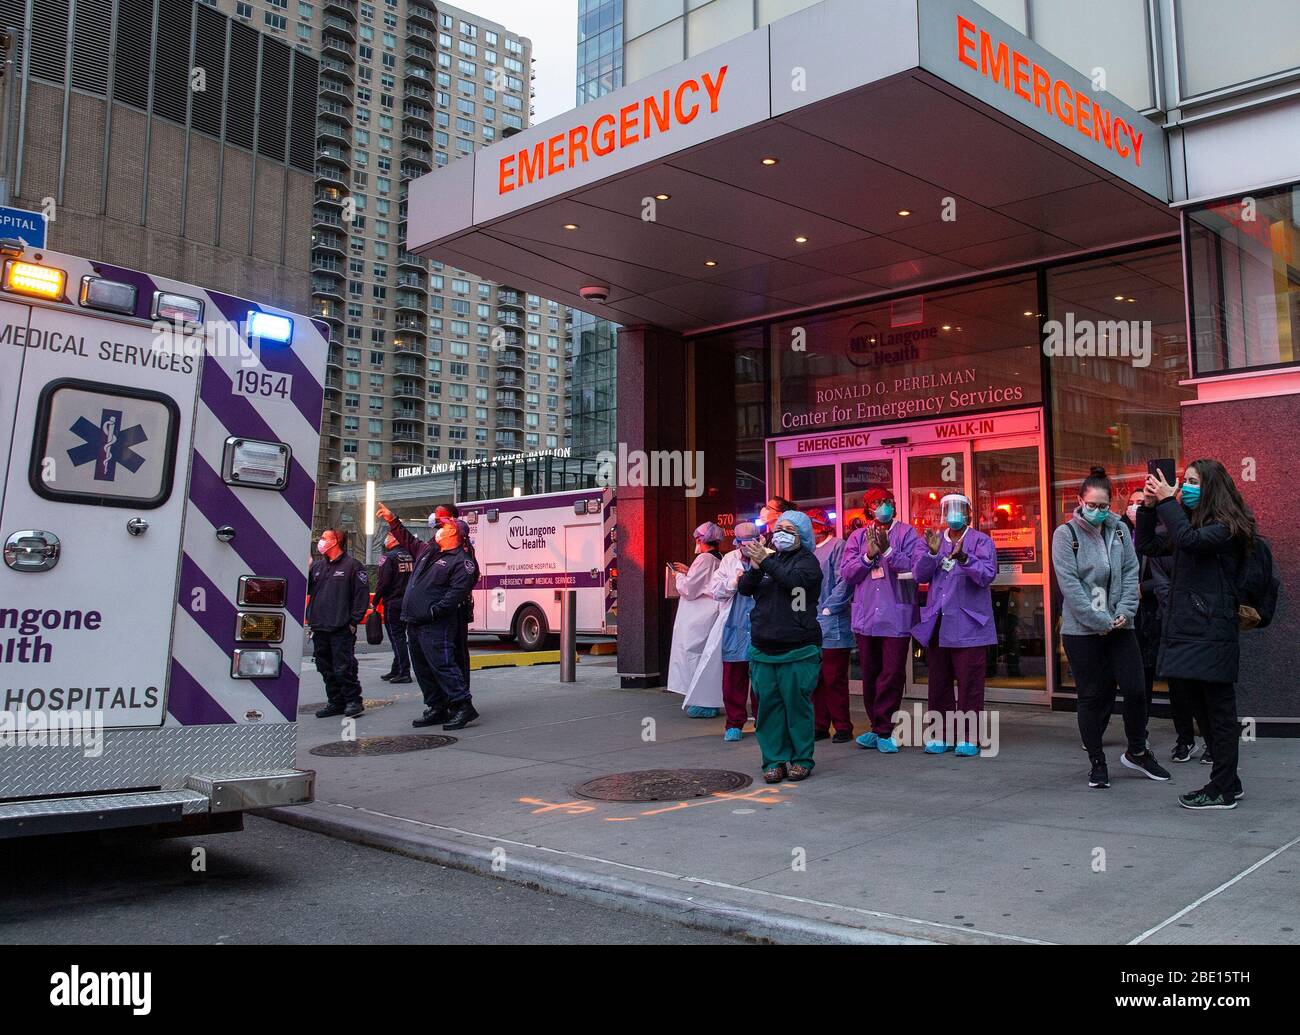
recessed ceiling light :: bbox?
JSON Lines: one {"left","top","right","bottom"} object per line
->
{"left": 1023, "top": 310, "right": 1035, "bottom": 317}
{"left": 1113, "top": 294, "right": 1124, "bottom": 301}
{"left": 941, "top": 324, "right": 952, "bottom": 331}
{"left": 761, "top": 157, "right": 779, "bottom": 166}
{"left": 897, "top": 209, "right": 912, "bottom": 217}
{"left": 655, "top": 193, "right": 670, "bottom": 201}
{"left": 1126, "top": 297, "right": 1137, "bottom": 303}
{"left": 704, "top": 260, "right": 717, "bottom": 267}
{"left": 562, "top": 223, "right": 579, "bottom": 231}
{"left": 794, "top": 235, "right": 808, "bottom": 244}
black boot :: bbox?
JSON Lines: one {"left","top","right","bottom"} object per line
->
{"left": 442, "top": 703, "right": 479, "bottom": 730}
{"left": 343, "top": 700, "right": 365, "bottom": 718}
{"left": 315, "top": 703, "right": 345, "bottom": 718}
{"left": 412, "top": 706, "right": 450, "bottom": 728}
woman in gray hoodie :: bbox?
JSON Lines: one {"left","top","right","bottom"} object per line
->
{"left": 1052, "top": 466, "right": 1171, "bottom": 789}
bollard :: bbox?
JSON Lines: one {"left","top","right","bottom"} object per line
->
{"left": 559, "top": 588, "right": 577, "bottom": 682}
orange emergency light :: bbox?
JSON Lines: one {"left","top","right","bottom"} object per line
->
{"left": 4, "top": 259, "right": 66, "bottom": 300}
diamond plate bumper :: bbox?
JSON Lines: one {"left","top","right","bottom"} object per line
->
{"left": 0, "top": 789, "right": 210, "bottom": 839}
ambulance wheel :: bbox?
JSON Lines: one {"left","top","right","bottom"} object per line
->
{"left": 514, "top": 605, "right": 550, "bottom": 652}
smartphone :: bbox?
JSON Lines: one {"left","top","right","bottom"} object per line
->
{"left": 1148, "top": 457, "right": 1176, "bottom": 485}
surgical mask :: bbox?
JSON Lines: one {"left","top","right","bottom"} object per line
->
{"left": 772, "top": 530, "right": 798, "bottom": 551}
{"left": 875, "top": 503, "right": 895, "bottom": 523}
{"left": 1126, "top": 505, "right": 1139, "bottom": 523}
{"left": 428, "top": 513, "right": 441, "bottom": 530}
{"left": 317, "top": 538, "right": 332, "bottom": 555}
{"left": 1084, "top": 507, "right": 1109, "bottom": 527}
{"left": 945, "top": 514, "right": 967, "bottom": 532}
{"left": 1181, "top": 483, "right": 1201, "bottom": 508}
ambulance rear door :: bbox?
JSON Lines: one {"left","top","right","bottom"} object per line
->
{"left": 0, "top": 285, "right": 200, "bottom": 730}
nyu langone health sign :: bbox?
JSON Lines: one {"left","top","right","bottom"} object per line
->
{"left": 0, "top": 205, "right": 48, "bottom": 248}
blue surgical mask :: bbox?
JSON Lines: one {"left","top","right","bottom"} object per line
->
{"left": 428, "top": 514, "right": 440, "bottom": 529}
{"left": 772, "top": 530, "right": 798, "bottom": 551}
{"left": 875, "top": 503, "right": 895, "bottom": 523}
{"left": 1180, "top": 483, "right": 1201, "bottom": 508}
{"left": 946, "top": 515, "right": 967, "bottom": 532}
{"left": 1084, "top": 506, "right": 1109, "bottom": 527}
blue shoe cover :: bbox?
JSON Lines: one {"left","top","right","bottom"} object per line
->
{"left": 955, "top": 741, "right": 980, "bottom": 757}
{"left": 855, "top": 731, "right": 879, "bottom": 749}
{"left": 876, "top": 736, "right": 900, "bottom": 753}
{"left": 686, "top": 706, "right": 719, "bottom": 718}
{"left": 724, "top": 727, "right": 742, "bottom": 742}
{"left": 924, "top": 740, "right": 950, "bottom": 754}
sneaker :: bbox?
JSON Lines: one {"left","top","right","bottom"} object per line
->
{"left": 1199, "top": 748, "right": 1214, "bottom": 766}
{"left": 389, "top": 675, "right": 413, "bottom": 684}
{"left": 954, "top": 741, "right": 980, "bottom": 757}
{"left": 1088, "top": 760, "right": 1110, "bottom": 788}
{"left": 1121, "top": 749, "right": 1171, "bottom": 782}
{"left": 855, "top": 731, "right": 879, "bottom": 750}
{"left": 923, "top": 740, "right": 950, "bottom": 754}
{"left": 314, "top": 703, "right": 345, "bottom": 719}
{"left": 876, "top": 736, "right": 900, "bottom": 754}
{"left": 1233, "top": 788, "right": 1245, "bottom": 801}
{"left": 814, "top": 729, "right": 830, "bottom": 741}
{"left": 380, "top": 673, "right": 395, "bottom": 682}
{"left": 686, "top": 706, "right": 719, "bottom": 719}
{"left": 832, "top": 729, "right": 853, "bottom": 744}
{"left": 724, "top": 727, "right": 743, "bottom": 743}
{"left": 1171, "top": 741, "right": 1194, "bottom": 763}
{"left": 1179, "top": 788, "right": 1237, "bottom": 810}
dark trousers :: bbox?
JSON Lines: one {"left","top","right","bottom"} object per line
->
{"left": 1168, "top": 678, "right": 1241, "bottom": 797}
{"left": 456, "top": 619, "right": 471, "bottom": 691}
{"left": 1168, "top": 677, "right": 1209, "bottom": 746}
{"left": 383, "top": 608, "right": 410, "bottom": 678}
{"left": 409, "top": 620, "right": 471, "bottom": 711}
{"left": 812, "top": 646, "right": 852, "bottom": 735}
{"left": 722, "top": 660, "right": 757, "bottom": 730}
{"left": 312, "top": 627, "right": 361, "bottom": 707}
{"left": 857, "top": 634, "right": 910, "bottom": 736}
{"left": 926, "top": 633, "right": 986, "bottom": 744}
{"left": 1063, "top": 631, "right": 1148, "bottom": 758}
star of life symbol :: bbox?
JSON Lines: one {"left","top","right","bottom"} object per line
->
{"left": 67, "top": 408, "right": 148, "bottom": 482}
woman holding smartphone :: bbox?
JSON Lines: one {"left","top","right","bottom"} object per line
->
{"left": 1137, "top": 459, "right": 1253, "bottom": 810}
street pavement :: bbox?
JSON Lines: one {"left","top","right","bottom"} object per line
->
{"left": 276, "top": 645, "right": 1300, "bottom": 945}
{"left": 0, "top": 814, "right": 743, "bottom": 945}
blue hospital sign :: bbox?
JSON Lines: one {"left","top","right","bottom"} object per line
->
{"left": 0, "top": 205, "right": 48, "bottom": 247}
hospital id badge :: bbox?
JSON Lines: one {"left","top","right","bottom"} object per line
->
{"left": 941, "top": 556, "right": 956, "bottom": 572}
{"left": 871, "top": 565, "right": 885, "bottom": 580}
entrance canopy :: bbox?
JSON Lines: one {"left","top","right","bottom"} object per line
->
{"left": 407, "top": 0, "right": 1175, "bottom": 336}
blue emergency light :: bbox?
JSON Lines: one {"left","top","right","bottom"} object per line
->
{"left": 248, "top": 310, "right": 293, "bottom": 342}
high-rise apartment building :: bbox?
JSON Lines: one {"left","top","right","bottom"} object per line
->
{"left": 215, "top": 0, "right": 571, "bottom": 524}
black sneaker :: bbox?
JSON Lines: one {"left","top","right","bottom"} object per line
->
{"left": 1233, "top": 788, "right": 1245, "bottom": 801}
{"left": 1121, "top": 749, "right": 1171, "bottom": 782}
{"left": 343, "top": 701, "right": 365, "bottom": 718}
{"left": 389, "top": 675, "right": 413, "bottom": 684}
{"left": 1171, "top": 741, "right": 1194, "bottom": 763}
{"left": 380, "top": 673, "right": 395, "bottom": 682}
{"left": 1088, "top": 759, "right": 1110, "bottom": 789}
{"left": 1199, "top": 748, "right": 1214, "bottom": 766}
{"left": 832, "top": 729, "right": 853, "bottom": 744}
{"left": 315, "top": 703, "right": 345, "bottom": 718}
{"left": 1179, "top": 788, "right": 1236, "bottom": 810}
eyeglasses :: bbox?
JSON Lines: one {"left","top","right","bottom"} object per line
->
{"left": 1081, "top": 502, "right": 1110, "bottom": 514}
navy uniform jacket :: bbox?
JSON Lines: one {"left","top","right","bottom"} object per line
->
{"left": 402, "top": 545, "right": 477, "bottom": 626}
{"left": 374, "top": 547, "right": 414, "bottom": 610}
{"left": 306, "top": 553, "right": 369, "bottom": 630}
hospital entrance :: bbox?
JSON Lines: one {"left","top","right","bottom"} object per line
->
{"left": 771, "top": 408, "right": 1051, "bottom": 706}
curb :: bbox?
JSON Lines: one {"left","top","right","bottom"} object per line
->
{"left": 470, "top": 650, "right": 572, "bottom": 670}
{"left": 261, "top": 803, "right": 940, "bottom": 945}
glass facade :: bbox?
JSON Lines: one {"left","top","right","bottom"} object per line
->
{"left": 577, "top": 0, "right": 625, "bottom": 103}
{"left": 1186, "top": 183, "right": 1300, "bottom": 376}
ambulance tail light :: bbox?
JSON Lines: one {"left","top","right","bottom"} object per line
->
{"left": 249, "top": 310, "right": 293, "bottom": 342}
{"left": 4, "top": 259, "right": 66, "bottom": 300}
{"left": 232, "top": 648, "right": 282, "bottom": 680}
{"left": 238, "top": 576, "right": 287, "bottom": 607}
{"left": 235, "top": 611, "right": 285, "bottom": 643}
{"left": 152, "top": 290, "right": 204, "bottom": 325}
{"left": 79, "top": 275, "right": 138, "bottom": 315}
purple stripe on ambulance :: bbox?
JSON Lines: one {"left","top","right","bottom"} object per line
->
{"left": 205, "top": 289, "right": 325, "bottom": 429}
{"left": 91, "top": 262, "right": 160, "bottom": 322}
{"left": 187, "top": 454, "right": 309, "bottom": 614}
{"left": 167, "top": 658, "right": 236, "bottom": 725}
{"left": 177, "top": 553, "right": 298, "bottom": 721}
{"left": 199, "top": 354, "right": 316, "bottom": 525}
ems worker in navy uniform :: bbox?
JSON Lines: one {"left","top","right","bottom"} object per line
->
{"left": 376, "top": 501, "right": 479, "bottom": 730}
{"left": 376, "top": 532, "right": 414, "bottom": 684}
{"left": 306, "top": 527, "right": 370, "bottom": 718}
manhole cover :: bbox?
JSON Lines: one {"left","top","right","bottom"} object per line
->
{"left": 298, "top": 698, "right": 394, "bottom": 715}
{"left": 574, "top": 768, "right": 751, "bottom": 802}
{"left": 309, "top": 734, "right": 456, "bottom": 757}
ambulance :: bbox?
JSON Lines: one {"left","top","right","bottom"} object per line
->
{"left": 459, "top": 487, "right": 615, "bottom": 651}
{"left": 0, "top": 242, "right": 325, "bottom": 839}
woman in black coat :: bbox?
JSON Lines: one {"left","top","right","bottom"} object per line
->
{"left": 1136, "top": 458, "right": 1256, "bottom": 810}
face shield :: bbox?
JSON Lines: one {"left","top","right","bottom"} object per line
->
{"left": 940, "top": 494, "right": 972, "bottom": 532}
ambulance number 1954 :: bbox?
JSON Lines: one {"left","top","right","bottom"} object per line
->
{"left": 234, "top": 368, "right": 293, "bottom": 400}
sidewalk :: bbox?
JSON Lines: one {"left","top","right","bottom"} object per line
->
{"left": 269, "top": 649, "right": 1300, "bottom": 945}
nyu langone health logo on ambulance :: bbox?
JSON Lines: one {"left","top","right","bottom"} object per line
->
{"left": 67, "top": 408, "right": 148, "bottom": 482}
{"left": 50, "top": 966, "right": 151, "bottom": 1015}
{"left": 507, "top": 516, "right": 556, "bottom": 550}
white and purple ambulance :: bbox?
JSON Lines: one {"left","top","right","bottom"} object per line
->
{"left": 0, "top": 243, "right": 323, "bottom": 838}
{"left": 460, "top": 487, "right": 616, "bottom": 651}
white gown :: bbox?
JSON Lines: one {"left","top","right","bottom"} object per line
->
{"left": 682, "top": 549, "right": 746, "bottom": 710}
{"left": 665, "top": 551, "right": 722, "bottom": 707}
